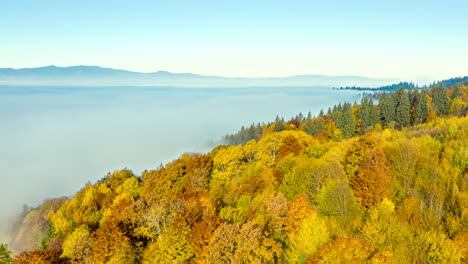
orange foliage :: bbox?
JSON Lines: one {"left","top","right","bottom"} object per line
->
{"left": 311, "top": 237, "right": 396, "bottom": 263}
{"left": 285, "top": 194, "right": 314, "bottom": 234}
{"left": 345, "top": 133, "right": 392, "bottom": 208}
{"left": 13, "top": 249, "right": 67, "bottom": 264}
{"left": 277, "top": 135, "right": 304, "bottom": 161}
{"left": 353, "top": 147, "right": 392, "bottom": 208}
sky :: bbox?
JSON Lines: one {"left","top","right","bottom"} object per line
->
{"left": 1, "top": 0, "right": 467, "bottom": 81}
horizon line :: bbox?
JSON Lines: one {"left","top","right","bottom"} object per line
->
{"left": 0, "top": 64, "right": 399, "bottom": 80}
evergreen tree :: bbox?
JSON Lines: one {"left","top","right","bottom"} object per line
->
{"left": 330, "top": 108, "right": 343, "bottom": 129}
{"left": 394, "top": 88, "right": 410, "bottom": 129}
{"left": 296, "top": 112, "right": 304, "bottom": 121}
{"left": 431, "top": 83, "right": 450, "bottom": 116}
{"left": 274, "top": 115, "right": 285, "bottom": 132}
{"left": 247, "top": 123, "right": 256, "bottom": 140}
{"left": 369, "top": 99, "right": 381, "bottom": 127}
{"left": 379, "top": 92, "right": 396, "bottom": 127}
{"left": 337, "top": 103, "right": 343, "bottom": 112}
{"left": 307, "top": 116, "right": 325, "bottom": 135}
{"left": 0, "top": 244, "right": 12, "bottom": 264}
{"left": 357, "top": 97, "right": 371, "bottom": 134}
{"left": 414, "top": 91, "right": 428, "bottom": 125}
{"left": 255, "top": 123, "right": 263, "bottom": 137}
{"left": 452, "top": 85, "right": 461, "bottom": 99}
{"left": 341, "top": 104, "right": 355, "bottom": 138}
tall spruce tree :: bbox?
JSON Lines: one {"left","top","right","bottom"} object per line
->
{"left": 308, "top": 116, "right": 325, "bottom": 135}
{"left": 431, "top": 83, "right": 450, "bottom": 116}
{"left": 394, "top": 88, "right": 411, "bottom": 129}
{"left": 369, "top": 99, "right": 380, "bottom": 127}
{"left": 414, "top": 91, "right": 428, "bottom": 125}
{"left": 341, "top": 103, "right": 355, "bottom": 138}
{"left": 357, "top": 97, "right": 372, "bottom": 134}
{"left": 274, "top": 115, "right": 285, "bottom": 132}
{"left": 379, "top": 92, "right": 395, "bottom": 127}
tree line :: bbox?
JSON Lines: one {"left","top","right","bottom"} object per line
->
{"left": 225, "top": 80, "right": 467, "bottom": 145}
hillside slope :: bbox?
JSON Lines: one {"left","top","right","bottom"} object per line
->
{"left": 4, "top": 82, "right": 467, "bottom": 263}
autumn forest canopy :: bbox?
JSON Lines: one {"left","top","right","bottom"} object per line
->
{"left": 2, "top": 79, "right": 467, "bottom": 263}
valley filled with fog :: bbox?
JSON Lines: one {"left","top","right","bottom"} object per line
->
{"left": 0, "top": 86, "right": 362, "bottom": 227}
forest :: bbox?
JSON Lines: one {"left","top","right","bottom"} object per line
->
{"left": 335, "top": 76, "right": 467, "bottom": 91}
{"left": 1, "top": 80, "right": 467, "bottom": 263}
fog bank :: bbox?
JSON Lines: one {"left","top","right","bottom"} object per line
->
{"left": 0, "top": 86, "right": 362, "bottom": 232}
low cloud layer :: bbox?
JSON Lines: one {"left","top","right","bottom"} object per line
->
{"left": 0, "top": 86, "right": 362, "bottom": 238}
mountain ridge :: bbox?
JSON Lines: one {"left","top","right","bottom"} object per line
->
{"left": 0, "top": 65, "right": 395, "bottom": 88}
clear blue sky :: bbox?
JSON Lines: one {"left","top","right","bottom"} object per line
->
{"left": 1, "top": 0, "right": 467, "bottom": 81}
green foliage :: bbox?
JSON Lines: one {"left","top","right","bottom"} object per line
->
{"left": 431, "top": 83, "right": 450, "bottom": 115}
{"left": 0, "top": 244, "right": 12, "bottom": 264}
{"left": 394, "top": 87, "right": 411, "bottom": 129}
{"left": 414, "top": 91, "right": 429, "bottom": 124}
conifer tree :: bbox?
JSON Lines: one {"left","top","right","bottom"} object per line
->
{"left": 414, "top": 91, "right": 428, "bottom": 125}
{"left": 379, "top": 93, "right": 396, "bottom": 127}
{"left": 357, "top": 97, "right": 372, "bottom": 133}
{"left": 369, "top": 99, "right": 380, "bottom": 127}
{"left": 341, "top": 104, "right": 355, "bottom": 138}
{"left": 431, "top": 83, "right": 450, "bottom": 116}
{"left": 0, "top": 244, "right": 12, "bottom": 264}
{"left": 274, "top": 115, "right": 285, "bottom": 132}
{"left": 308, "top": 116, "right": 325, "bottom": 136}
{"left": 319, "top": 109, "right": 324, "bottom": 117}
{"left": 394, "top": 88, "right": 410, "bottom": 129}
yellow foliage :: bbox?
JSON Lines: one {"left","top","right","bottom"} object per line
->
{"left": 285, "top": 211, "right": 330, "bottom": 263}
{"left": 61, "top": 224, "right": 92, "bottom": 261}
{"left": 382, "top": 128, "right": 392, "bottom": 140}
{"left": 212, "top": 145, "right": 245, "bottom": 181}
{"left": 97, "top": 183, "right": 111, "bottom": 194}
{"left": 142, "top": 226, "right": 194, "bottom": 264}
{"left": 115, "top": 176, "right": 141, "bottom": 199}
{"left": 422, "top": 230, "right": 461, "bottom": 263}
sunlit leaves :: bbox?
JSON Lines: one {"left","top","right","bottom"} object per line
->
{"left": 142, "top": 226, "right": 194, "bottom": 264}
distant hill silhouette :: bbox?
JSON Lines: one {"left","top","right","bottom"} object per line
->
{"left": 0, "top": 65, "right": 395, "bottom": 87}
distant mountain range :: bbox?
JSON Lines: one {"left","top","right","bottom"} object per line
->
{"left": 0, "top": 65, "right": 397, "bottom": 88}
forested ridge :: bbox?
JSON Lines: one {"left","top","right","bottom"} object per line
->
{"left": 225, "top": 80, "right": 468, "bottom": 145}
{"left": 335, "top": 76, "right": 467, "bottom": 91}
{"left": 1, "top": 81, "right": 467, "bottom": 263}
